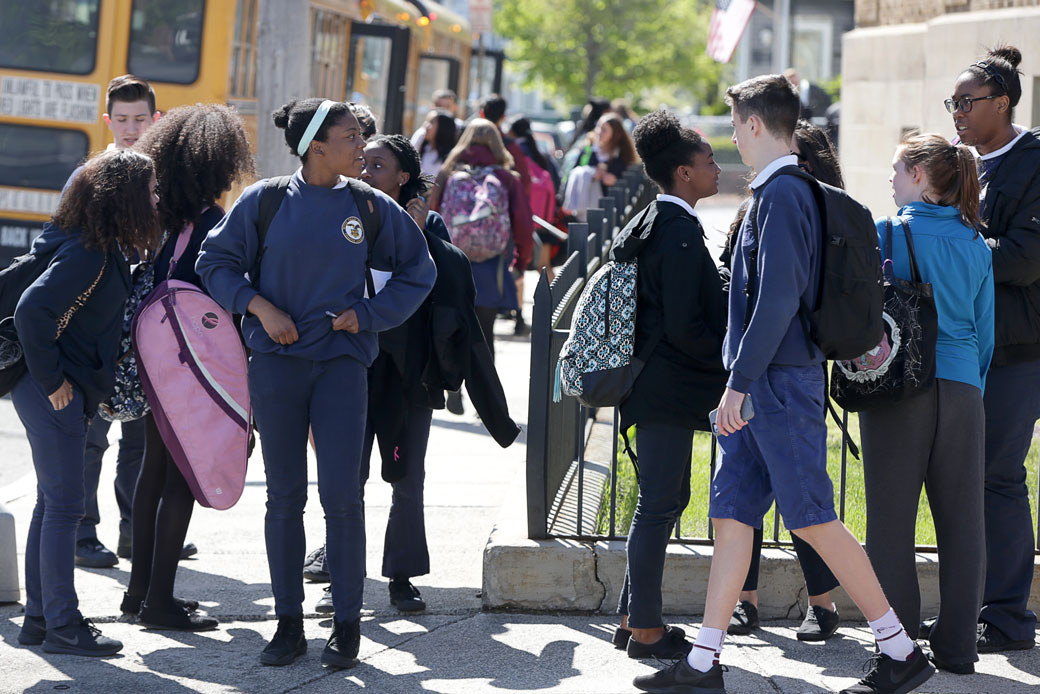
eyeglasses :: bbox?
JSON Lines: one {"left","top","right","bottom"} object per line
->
{"left": 944, "top": 95, "right": 999, "bottom": 114}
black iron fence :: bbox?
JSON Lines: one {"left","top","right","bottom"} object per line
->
{"left": 525, "top": 173, "right": 1040, "bottom": 555}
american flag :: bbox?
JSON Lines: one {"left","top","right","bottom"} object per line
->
{"left": 707, "top": 0, "right": 757, "bottom": 63}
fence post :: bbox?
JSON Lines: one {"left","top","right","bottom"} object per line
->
{"left": 598, "top": 197, "right": 617, "bottom": 242}
{"left": 526, "top": 271, "right": 553, "bottom": 539}
{"left": 612, "top": 182, "right": 627, "bottom": 217}
{"left": 586, "top": 209, "right": 607, "bottom": 263}
{"left": 568, "top": 222, "right": 589, "bottom": 278}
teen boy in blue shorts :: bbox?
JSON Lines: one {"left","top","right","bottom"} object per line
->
{"left": 634, "top": 75, "right": 935, "bottom": 694}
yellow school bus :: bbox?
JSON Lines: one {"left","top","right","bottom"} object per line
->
{"left": 0, "top": 0, "right": 472, "bottom": 264}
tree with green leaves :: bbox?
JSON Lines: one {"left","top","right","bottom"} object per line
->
{"left": 495, "top": 0, "right": 728, "bottom": 110}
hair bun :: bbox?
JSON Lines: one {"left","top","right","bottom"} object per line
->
{"left": 633, "top": 109, "right": 681, "bottom": 162}
{"left": 271, "top": 100, "right": 297, "bottom": 129}
{"left": 988, "top": 45, "right": 1022, "bottom": 69}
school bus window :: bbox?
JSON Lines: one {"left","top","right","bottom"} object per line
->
{"left": 128, "top": 0, "right": 205, "bottom": 84}
{"left": 0, "top": 124, "right": 87, "bottom": 191}
{"left": 0, "top": 2, "right": 100, "bottom": 75}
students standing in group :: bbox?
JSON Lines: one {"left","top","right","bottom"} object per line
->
{"left": 940, "top": 44, "right": 1039, "bottom": 654}
{"left": 118, "top": 104, "right": 256, "bottom": 631}
{"left": 728, "top": 120, "right": 843, "bottom": 643}
{"left": 429, "top": 119, "right": 533, "bottom": 359}
{"left": 635, "top": 75, "right": 934, "bottom": 694}
{"left": 563, "top": 113, "right": 638, "bottom": 220}
{"left": 197, "top": 98, "right": 436, "bottom": 670}
{"left": 860, "top": 134, "right": 993, "bottom": 675}
{"left": 15, "top": 149, "right": 161, "bottom": 656}
{"left": 609, "top": 109, "right": 728, "bottom": 660}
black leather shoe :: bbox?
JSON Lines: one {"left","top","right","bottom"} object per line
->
{"left": 388, "top": 578, "right": 426, "bottom": 612}
{"left": 977, "top": 621, "right": 1035, "bottom": 653}
{"left": 611, "top": 626, "right": 631, "bottom": 650}
{"left": 839, "top": 643, "right": 935, "bottom": 694}
{"left": 117, "top": 533, "right": 131, "bottom": 559}
{"left": 18, "top": 615, "right": 46, "bottom": 646}
{"left": 727, "top": 600, "right": 759, "bottom": 635}
{"left": 260, "top": 616, "right": 306, "bottom": 666}
{"left": 928, "top": 651, "right": 974, "bottom": 675}
{"left": 633, "top": 659, "right": 726, "bottom": 692}
{"left": 919, "top": 616, "right": 936, "bottom": 640}
{"left": 74, "top": 538, "right": 118, "bottom": 568}
{"left": 797, "top": 605, "right": 840, "bottom": 641}
{"left": 321, "top": 618, "right": 360, "bottom": 669}
{"left": 120, "top": 591, "right": 199, "bottom": 621}
{"left": 179, "top": 542, "right": 198, "bottom": 560}
{"left": 139, "top": 600, "right": 218, "bottom": 631}
{"left": 626, "top": 625, "right": 692, "bottom": 660}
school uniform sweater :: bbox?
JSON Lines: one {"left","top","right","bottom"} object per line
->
{"left": 15, "top": 225, "right": 130, "bottom": 414}
{"left": 724, "top": 156, "right": 824, "bottom": 393}
{"left": 196, "top": 170, "right": 436, "bottom": 366}
{"left": 880, "top": 203, "right": 994, "bottom": 391}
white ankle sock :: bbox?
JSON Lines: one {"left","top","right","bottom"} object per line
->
{"left": 686, "top": 626, "right": 725, "bottom": 672}
{"left": 868, "top": 608, "right": 914, "bottom": 661}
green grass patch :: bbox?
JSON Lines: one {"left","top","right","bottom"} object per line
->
{"left": 597, "top": 416, "right": 1040, "bottom": 545}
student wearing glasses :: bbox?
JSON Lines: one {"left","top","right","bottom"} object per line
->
{"left": 928, "top": 45, "right": 1039, "bottom": 655}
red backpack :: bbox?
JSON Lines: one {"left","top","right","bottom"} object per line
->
{"left": 525, "top": 156, "right": 557, "bottom": 221}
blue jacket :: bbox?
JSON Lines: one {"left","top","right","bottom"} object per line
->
{"left": 880, "top": 203, "right": 994, "bottom": 391}
{"left": 15, "top": 225, "right": 130, "bottom": 414}
{"left": 196, "top": 171, "right": 436, "bottom": 366}
{"left": 723, "top": 173, "right": 824, "bottom": 393}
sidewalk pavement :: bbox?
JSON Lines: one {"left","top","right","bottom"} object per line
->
{"left": 1, "top": 265, "right": 1039, "bottom": 693}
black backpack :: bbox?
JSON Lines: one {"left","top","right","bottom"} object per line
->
{"left": 0, "top": 244, "right": 63, "bottom": 395}
{"left": 254, "top": 175, "right": 382, "bottom": 295}
{"left": 747, "top": 166, "right": 883, "bottom": 361}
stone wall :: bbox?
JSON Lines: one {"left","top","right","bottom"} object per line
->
{"left": 840, "top": 6, "right": 1040, "bottom": 217}
{"left": 857, "top": 0, "right": 1039, "bottom": 27}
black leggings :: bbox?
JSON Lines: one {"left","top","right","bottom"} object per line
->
{"left": 126, "top": 413, "right": 196, "bottom": 605}
{"left": 743, "top": 525, "right": 839, "bottom": 596}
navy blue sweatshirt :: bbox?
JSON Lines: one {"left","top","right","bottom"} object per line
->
{"left": 196, "top": 171, "right": 436, "bottom": 366}
{"left": 723, "top": 157, "right": 823, "bottom": 392}
{"left": 15, "top": 225, "right": 130, "bottom": 414}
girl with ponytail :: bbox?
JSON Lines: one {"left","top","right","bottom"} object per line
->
{"left": 947, "top": 45, "right": 1040, "bottom": 656}
{"left": 859, "top": 132, "right": 994, "bottom": 675}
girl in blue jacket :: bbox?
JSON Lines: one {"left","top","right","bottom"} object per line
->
{"left": 14, "top": 149, "right": 161, "bottom": 657}
{"left": 860, "top": 133, "right": 994, "bottom": 675}
{"left": 196, "top": 99, "right": 436, "bottom": 670}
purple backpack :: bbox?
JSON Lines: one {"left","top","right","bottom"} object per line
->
{"left": 132, "top": 225, "right": 250, "bottom": 510}
{"left": 441, "top": 165, "right": 511, "bottom": 262}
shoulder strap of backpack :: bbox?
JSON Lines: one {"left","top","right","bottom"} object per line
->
{"left": 345, "top": 177, "right": 382, "bottom": 297}
{"left": 253, "top": 176, "right": 292, "bottom": 288}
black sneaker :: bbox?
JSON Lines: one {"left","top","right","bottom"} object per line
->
{"left": 839, "top": 643, "right": 935, "bottom": 694}
{"left": 179, "top": 542, "right": 198, "bottom": 560}
{"left": 626, "top": 625, "right": 692, "bottom": 660}
{"left": 927, "top": 651, "right": 974, "bottom": 675}
{"left": 42, "top": 618, "right": 123, "bottom": 657}
{"left": 315, "top": 586, "right": 335, "bottom": 614}
{"left": 303, "top": 546, "right": 330, "bottom": 583}
{"left": 139, "top": 600, "right": 218, "bottom": 632}
{"left": 918, "top": 616, "right": 936, "bottom": 640}
{"left": 977, "top": 621, "right": 1034, "bottom": 653}
{"left": 797, "top": 605, "right": 840, "bottom": 642}
{"left": 633, "top": 658, "right": 726, "bottom": 693}
{"left": 388, "top": 578, "right": 426, "bottom": 612}
{"left": 321, "top": 617, "right": 360, "bottom": 670}
{"left": 446, "top": 391, "right": 464, "bottom": 416}
{"left": 727, "top": 600, "right": 759, "bottom": 635}
{"left": 120, "top": 591, "right": 199, "bottom": 621}
{"left": 18, "top": 615, "right": 46, "bottom": 646}
{"left": 611, "top": 626, "right": 631, "bottom": 650}
{"left": 74, "top": 538, "right": 118, "bottom": 568}
{"left": 259, "top": 616, "right": 306, "bottom": 666}
{"left": 513, "top": 315, "right": 531, "bottom": 337}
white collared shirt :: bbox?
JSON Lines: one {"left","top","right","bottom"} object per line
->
{"left": 749, "top": 154, "right": 799, "bottom": 190}
{"left": 979, "top": 124, "right": 1028, "bottom": 161}
{"left": 656, "top": 193, "right": 704, "bottom": 227}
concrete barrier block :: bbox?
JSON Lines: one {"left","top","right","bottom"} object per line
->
{"left": 0, "top": 500, "right": 20, "bottom": 602}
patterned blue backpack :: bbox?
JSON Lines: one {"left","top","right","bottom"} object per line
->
{"left": 554, "top": 259, "right": 662, "bottom": 407}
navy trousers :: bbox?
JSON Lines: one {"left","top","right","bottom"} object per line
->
{"left": 617, "top": 421, "right": 694, "bottom": 628}
{"left": 360, "top": 404, "right": 432, "bottom": 579}
{"left": 12, "top": 375, "right": 89, "bottom": 627}
{"left": 250, "top": 352, "right": 367, "bottom": 622}
{"left": 79, "top": 416, "right": 145, "bottom": 542}
{"left": 979, "top": 360, "right": 1039, "bottom": 641}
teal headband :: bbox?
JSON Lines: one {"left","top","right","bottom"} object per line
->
{"left": 296, "top": 99, "right": 338, "bottom": 157}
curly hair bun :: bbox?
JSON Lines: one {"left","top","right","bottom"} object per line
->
{"left": 272, "top": 100, "right": 297, "bottom": 129}
{"left": 988, "top": 45, "right": 1022, "bottom": 69}
{"left": 632, "top": 109, "right": 682, "bottom": 163}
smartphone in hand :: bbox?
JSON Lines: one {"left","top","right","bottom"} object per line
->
{"left": 709, "top": 395, "right": 755, "bottom": 435}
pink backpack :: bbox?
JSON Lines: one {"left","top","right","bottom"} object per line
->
{"left": 525, "top": 156, "right": 557, "bottom": 221}
{"left": 441, "top": 165, "right": 511, "bottom": 263}
{"left": 132, "top": 225, "right": 250, "bottom": 510}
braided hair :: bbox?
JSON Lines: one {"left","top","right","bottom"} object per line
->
{"left": 367, "top": 134, "right": 434, "bottom": 204}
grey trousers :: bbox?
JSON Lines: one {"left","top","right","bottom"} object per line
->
{"left": 859, "top": 378, "right": 985, "bottom": 665}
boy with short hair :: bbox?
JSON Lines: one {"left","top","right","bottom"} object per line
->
{"left": 102, "top": 74, "right": 159, "bottom": 150}
{"left": 634, "top": 75, "right": 934, "bottom": 694}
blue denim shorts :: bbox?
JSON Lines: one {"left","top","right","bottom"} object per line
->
{"left": 709, "top": 364, "right": 837, "bottom": 530}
